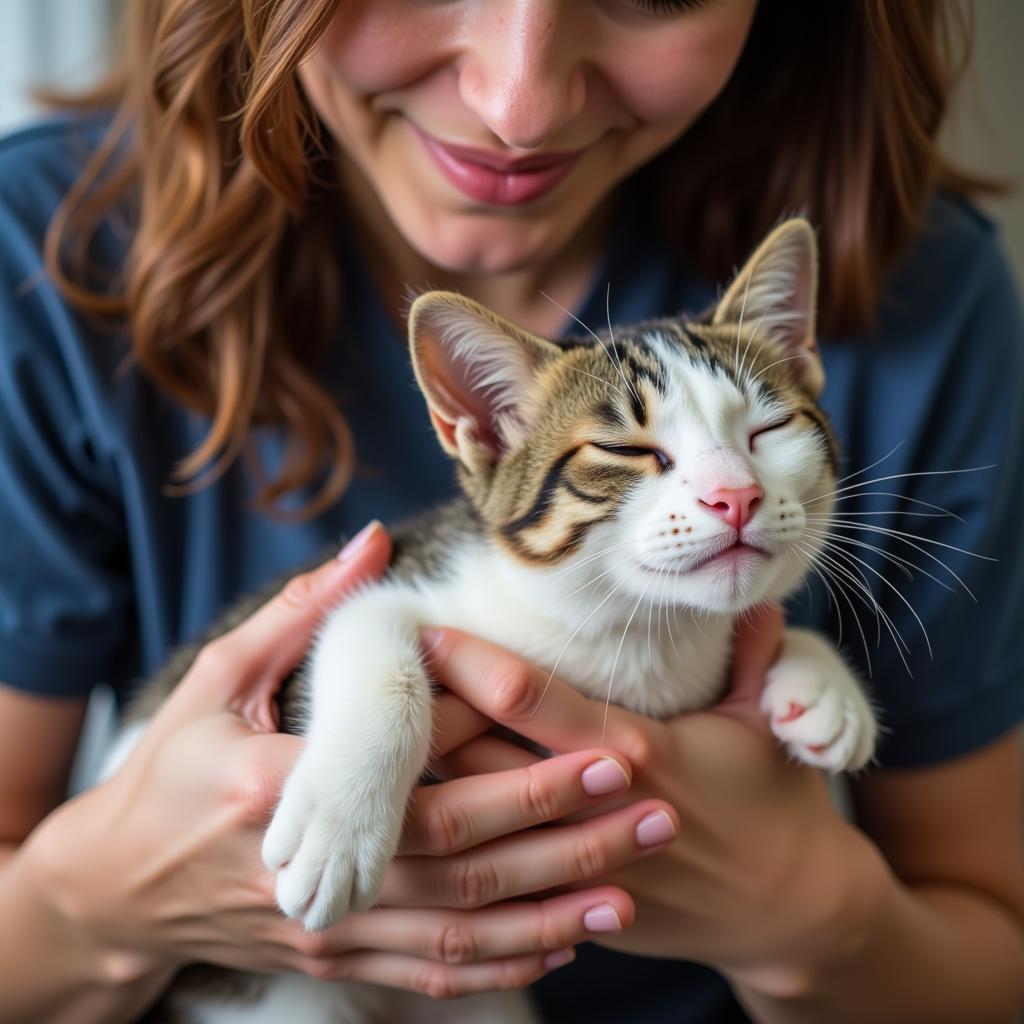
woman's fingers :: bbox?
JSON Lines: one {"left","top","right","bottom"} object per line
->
{"left": 431, "top": 692, "right": 493, "bottom": 758}
{"left": 382, "top": 798, "right": 679, "bottom": 909}
{"left": 166, "top": 523, "right": 392, "bottom": 727}
{"left": 716, "top": 602, "right": 785, "bottom": 724}
{"left": 401, "top": 748, "right": 632, "bottom": 855}
{"left": 435, "top": 735, "right": 539, "bottom": 779}
{"left": 292, "top": 886, "right": 633, "bottom": 966}
{"left": 296, "top": 946, "right": 575, "bottom": 998}
{"left": 421, "top": 627, "right": 659, "bottom": 761}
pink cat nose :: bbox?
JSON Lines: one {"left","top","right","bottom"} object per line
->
{"left": 698, "top": 484, "right": 763, "bottom": 531}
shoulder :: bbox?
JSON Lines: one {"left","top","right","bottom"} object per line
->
{"left": 0, "top": 115, "right": 133, "bottom": 480}
{"left": 879, "top": 192, "right": 1020, "bottom": 346}
{"left": 0, "top": 115, "right": 111, "bottom": 221}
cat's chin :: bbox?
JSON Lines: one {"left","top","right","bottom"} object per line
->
{"left": 637, "top": 550, "right": 803, "bottom": 616}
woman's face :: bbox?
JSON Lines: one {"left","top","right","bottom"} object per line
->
{"left": 299, "top": 0, "right": 758, "bottom": 275}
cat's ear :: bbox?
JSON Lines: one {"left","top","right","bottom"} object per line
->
{"left": 408, "top": 291, "right": 562, "bottom": 473}
{"left": 712, "top": 218, "right": 824, "bottom": 397}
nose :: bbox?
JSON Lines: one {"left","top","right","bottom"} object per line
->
{"left": 699, "top": 485, "right": 764, "bottom": 532}
{"left": 457, "top": 3, "right": 587, "bottom": 150}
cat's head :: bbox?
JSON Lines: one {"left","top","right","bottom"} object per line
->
{"left": 408, "top": 219, "right": 836, "bottom": 615}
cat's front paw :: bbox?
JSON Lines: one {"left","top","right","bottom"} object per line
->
{"left": 261, "top": 756, "right": 403, "bottom": 931}
{"left": 760, "top": 663, "right": 877, "bottom": 773}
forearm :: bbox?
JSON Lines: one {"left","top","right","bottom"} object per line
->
{"left": 0, "top": 828, "right": 173, "bottom": 1024}
{"left": 730, "top": 849, "right": 1024, "bottom": 1024}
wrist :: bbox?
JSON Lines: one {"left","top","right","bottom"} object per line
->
{"left": 726, "top": 821, "right": 892, "bottom": 1001}
{"left": 23, "top": 791, "right": 171, "bottom": 991}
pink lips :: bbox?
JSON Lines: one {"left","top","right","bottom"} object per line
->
{"left": 412, "top": 125, "right": 582, "bottom": 206}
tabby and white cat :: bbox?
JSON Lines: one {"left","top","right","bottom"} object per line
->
{"left": 113, "top": 219, "right": 877, "bottom": 1023}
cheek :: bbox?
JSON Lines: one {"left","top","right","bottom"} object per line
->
{"left": 309, "top": 2, "right": 457, "bottom": 94}
{"left": 602, "top": 5, "right": 757, "bottom": 126}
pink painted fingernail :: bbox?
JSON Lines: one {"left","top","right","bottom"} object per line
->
{"left": 581, "top": 758, "right": 630, "bottom": 796}
{"left": 337, "top": 520, "right": 381, "bottom": 561}
{"left": 421, "top": 628, "right": 443, "bottom": 653}
{"left": 544, "top": 948, "right": 576, "bottom": 970}
{"left": 583, "top": 903, "right": 622, "bottom": 933}
{"left": 635, "top": 810, "right": 677, "bottom": 848}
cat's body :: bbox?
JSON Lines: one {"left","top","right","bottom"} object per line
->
{"left": 109, "top": 221, "right": 879, "bottom": 1023}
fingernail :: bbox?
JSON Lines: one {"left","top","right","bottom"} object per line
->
{"left": 583, "top": 903, "right": 622, "bottom": 933}
{"left": 421, "top": 627, "right": 443, "bottom": 653}
{"left": 581, "top": 758, "right": 630, "bottom": 796}
{"left": 635, "top": 810, "right": 677, "bottom": 848}
{"left": 337, "top": 520, "right": 381, "bottom": 562}
{"left": 543, "top": 947, "right": 576, "bottom": 970}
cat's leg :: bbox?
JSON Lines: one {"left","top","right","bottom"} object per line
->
{"left": 262, "top": 585, "right": 431, "bottom": 931}
{"left": 760, "top": 628, "right": 878, "bottom": 772}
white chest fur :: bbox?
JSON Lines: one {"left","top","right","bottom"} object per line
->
{"left": 411, "top": 539, "right": 735, "bottom": 720}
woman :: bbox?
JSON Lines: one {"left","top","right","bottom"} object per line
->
{"left": 0, "top": 1, "right": 1022, "bottom": 1021}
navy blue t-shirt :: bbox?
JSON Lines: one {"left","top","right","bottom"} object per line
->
{"left": 1, "top": 117, "right": 1023, "bottom": 1023}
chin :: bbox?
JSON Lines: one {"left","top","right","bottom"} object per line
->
{"left": 397, "top": 199, "right": 582, "bottom": 276}
{"left": 661, "top": 555, "right": 800, "bottom": 616}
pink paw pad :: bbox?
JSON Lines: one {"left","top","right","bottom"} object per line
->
{"left": 776, "top": 701, "right": 807, "bottom": 724}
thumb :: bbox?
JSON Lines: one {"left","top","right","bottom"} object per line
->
{"left": 716, "top": 603, "right": 785, "bottom": 720}
{"left": 171, "top": 521, "right": 391, "bottom": 726}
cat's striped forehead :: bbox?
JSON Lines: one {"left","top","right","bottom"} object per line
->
{"left": 488, "top": 317, "right": 836, "bottom": 567}
{"left": 549, "top": 317, "right": 833, "bottom": 454}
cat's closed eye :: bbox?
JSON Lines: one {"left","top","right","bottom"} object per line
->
{"left": 590, "top": 441, "right": 673, "bottom": 469}
{"left": 748, "top": 416, "right": 794, "bottom": 451}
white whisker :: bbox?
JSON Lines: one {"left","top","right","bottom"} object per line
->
{"left": 603, "top": 576, "right": 655, "bottom": 742}
{"left": 809, "top": 490, "right": 965, "bottom": 522}
{"left": 812, "top": 521, "right": 986, "bottom": 598}
{"left": 803, "top": 526, "right": 957, "bottom": 594}
{"left": 793, "top": 541, "right": 872, "bottom": 676}
{"left": 831, "top": 441, "right": 905, "bottom": 488}
{"left": 529, "top": 567, "right": 636, "bottom": 718}
{"left": 818, "top": 542, "right": 929, "bottom": 663}
{"left": 541, "top": 289, "right": 638, "bottom": 405}
{"left": 807, "top": 465, "right": 996, "bottom": 505}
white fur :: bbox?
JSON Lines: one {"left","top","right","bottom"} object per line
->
{"left": 174, "top": 974, "right": 536, "bottom": 1024}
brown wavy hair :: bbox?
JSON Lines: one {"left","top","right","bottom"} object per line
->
{"left": 45, "top": 0, "right": 999, "bottom": 515}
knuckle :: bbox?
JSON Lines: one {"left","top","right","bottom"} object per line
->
{"left": 519, "top": 766, "right": 561, "bottom": 824}
{"left": 192, "top": 638, "right": 235, "bottom": 680}
{"left": 537, "top": 907, "right": 569, "bottom": 951}
{"left": 448, "top": 858, "right": 500, "bottom": 909}
{"left": 423, "top": 800, "right": 469, "bottom": 855}
{"left": 488, "top": 663, "right": 537, "bottom": 721}
{"left": 434, "top": 923, "right": 478, "bottom": 965}
{"left": 417, "top": 964, "right": 460, "bottom": 1001}
{"left": 301, "top": 956, "right": 344, "bottom": 982}
{"left": 226, "top": 759, "right": 278, "bottom": 823}
{"left": 278, "top": 570, "right": 319, "bottom": 611}
{"left": 570, "top": 831, "right": 609, "bottom": 881}
{"left": 295, "top": 930, "right": 333, "bottom": 960}
{"left": 616, "top": 727, "right": 655, "bottom": 773}
{"left": 497, "top": 958, "right": 536, "bottom": 991}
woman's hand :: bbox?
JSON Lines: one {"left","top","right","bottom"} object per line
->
{"left": 421, "top": 608, "right": 887, "bottom": 989}
{"left": 21, "top": 521, "right": 660, "bottom": 1003}
{"left": 23, "top": 524, "right": 394, "bottom": 986}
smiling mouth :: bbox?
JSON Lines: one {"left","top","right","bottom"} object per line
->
{"left": 639, "top": 542, "right": 770, "bottom": 578}
{"left": 411, "top": 124, "right": 583, "bottom": 206}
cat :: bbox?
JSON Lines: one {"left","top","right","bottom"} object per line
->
{"left": 108, "top": 218, "right": 877, "bottom": 1023}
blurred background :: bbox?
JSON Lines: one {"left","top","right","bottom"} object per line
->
{"left": 0, "top": 0, "right": 1021, "bottom": 284}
